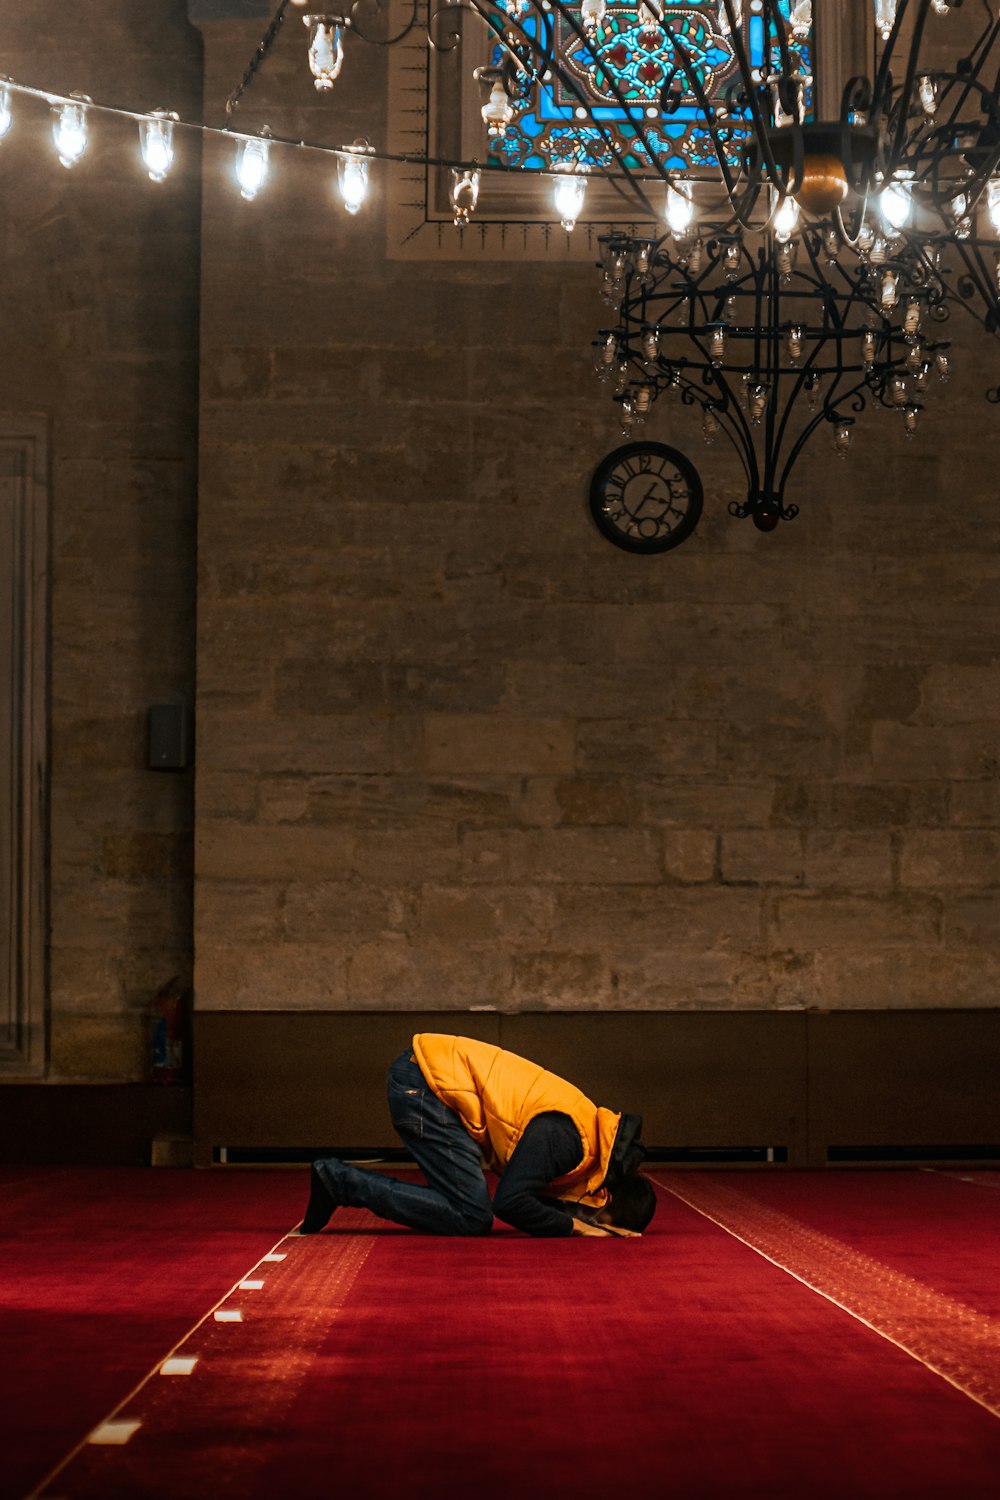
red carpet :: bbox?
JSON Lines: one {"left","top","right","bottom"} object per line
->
{"left": 0, "top": 1166, "right": 303, "bottom": 1500}
{"left": 681, "top": 1168, "right": 1000, "bottom": 1316}
{"left": 14, "top": 1168, "right": 1000, "bottom": 1500}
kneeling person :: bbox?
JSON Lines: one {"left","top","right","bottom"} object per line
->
{"left": 301, "top": 1033, "right": 656, "bottom": 1239}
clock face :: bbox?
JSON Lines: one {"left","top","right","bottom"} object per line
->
{"left": 589, "top": 442, "right": 704, "bottom": 554}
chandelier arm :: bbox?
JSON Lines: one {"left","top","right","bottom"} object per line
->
{"left": 887, "top": 0, "right": 934, "bottom": 172}
{"left": 704, "top": 380, "right": 760, "bottom": 503}
{"left": 225, "top": 0, "right": 292, "bottom": 119}
{"left": 950, "top": 237, "right": 1000, "bottom": 336}
{"left": 659, "top": 34, "right": 747, "bottom": 212}
{"left": 716, "top": 1, "right": 786, "bottom": 199}
{"left": 761, "top": 0, "right": 796, "bottom": 89}
{"left": 868, "top": 0, "right": 913, "bottom": 133}
{"left": 349, "top": 0, "right": 419, "bottom": 46}
{"left": 475, "top": 1, "right": 661, "bottom": 218}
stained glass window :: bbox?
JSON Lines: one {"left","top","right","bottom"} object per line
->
{"left": 488, "top": 1, "right": 814, "bottom": 174}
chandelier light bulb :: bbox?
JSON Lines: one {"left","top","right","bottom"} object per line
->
{"left": 717, "top": 0, "right": 742, "bottom": 36}
{"left": 834, "top": 421, "right": 852, "bottom": 457}
{"left": 235, "top": 135, "right": 270, "bottom": 200}
{"left": 772, "top": 194, "right": 800, "bottom": 243}
{"left": 642, "top": 328, "right": 659, "bottom": 362}
{"left": 874, "top": 0, "right": 897, "bottom": 43}
{"left": 906, "top": 340, "right": 925, "bottom": 372}
{"left": 52, "top": 95, "right": 91, "bottom": 169}
{"left": 881, "top": 269, "right": 899, "bottom": 308}
{"left": 580, "top": 0, "right": 606, "bottom": 38}
{"left": 790, "top": 1, "right": 812, "bottom": 38}
{"left": 786, "top": 325, "right": 803, "bottom": 365}
{"left": 553, "top": 169, "right": 586, "bottom": 232}
{"left": 450, "top": 167, "right": 480, "bottom": 226}
{"left": 139, "top": 110, "right": 177, "bottom": 183}
{"left": 723, "top": 242, "right": 741, "bottom": 280}
{"left": 709, "top": 326, "right": 726, "bottom": 365}
{"left": 904, "top": 298, "right": 922, "bottom": 336}
{"left": 304, "top": 17, "right": 345, "bottom": 92}
{"left": 890, "top": 374, "right": 907, "bottom": 408}
{"left": 337, "top": 142, "right": 371, "bottom": 214}
{"left": 918, "top": 75, "right": 938, "bottom": 115}
{"left": 903, "top": 404, "right": 920, "bottom": 437}
{"left": 930, "top": 0, "right": 951, "bottom": 12}
{"left": 862, "top": 329, "right": 877, "bottom": 365}
{"left": 880, "top": 176, "right": 913, "bottom": 230}
{"left": 478, "top": 74, "right": 514, "bottom": 138}
{"left": 0, "top": 83, "right": 11, "bottom": 140}
{"left": 749, "top": 383, "right": 768, "bottom": 424}
{"left": 664, "top": 180, "right": 694, "bottom": 236}
{"left": 620, "top": 395, "right": 635, "bottom": 434}
{"left": 870, "top": 233, "right": 889, "bottom": 265}
{"left": 935, "top": 348, "right": 952, "bottom": 382}
{"left": 634, "top": 387, "right": 651, "bottom": 414}
{"left": 987, "top": 179, "right": 1000, "bottom": 235}
{"left": 703, "top": 407, "right": 719, "bottom": 443}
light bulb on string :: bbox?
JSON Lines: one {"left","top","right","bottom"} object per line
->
{"left": 52, "top": 94, "right": 91, "bottom": 169}
{"left": 139, "top": 109, "right": 178, "bottom": 183}
{"left": 337, "top": 140, "right": 372, "bottom": 214}
{"left": 0, "top": 82, "right": 11, "bottom": 140}
{"left": 235, "top": 133, "right": 270, "bottom": 200}
{"left": 303, "top": 16, "right": 345, "bottom": 92}
{"left": 552, "top": 167, "right": 587, "bottom": 232}
{"left": 451, "top": 167, "right": 480, "bottom": 226}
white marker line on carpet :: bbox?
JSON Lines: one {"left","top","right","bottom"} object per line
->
{"left": 160, "top": 1356, "right": 198, "bottom": 1376}
{"left": 214, "top": 1308, "right": 243, "bottom": 1322}
{"left": 87, "top": 1421, "right": 141, "bottom": 1446}
{"left": 239, "top": 1278, "right": 265, "bottom": 1290}
{"left": 652, "top": 1176, "right": 1000, "bottom": 1424}
{"left": 26, "top": 1218, "right": 305, "bottom": 1499}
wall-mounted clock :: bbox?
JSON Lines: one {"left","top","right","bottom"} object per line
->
{"left": 589, "top": 442, "right": 704, "bottom": 554}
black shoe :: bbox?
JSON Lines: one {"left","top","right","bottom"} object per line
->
{"left": 299, "top": 1163, "right": 340, "bottom": 1234}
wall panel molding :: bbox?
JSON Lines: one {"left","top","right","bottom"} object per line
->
{"left": 0, "top": 417, "right": 49, "bottom": 1078}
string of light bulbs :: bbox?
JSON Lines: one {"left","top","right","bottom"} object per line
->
{"left": 0, "top": 71, "right": 660, "bottom": 228}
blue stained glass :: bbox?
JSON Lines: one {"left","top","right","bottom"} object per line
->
{"left": 489, "top": 1, "right": 813, "bottom": 178}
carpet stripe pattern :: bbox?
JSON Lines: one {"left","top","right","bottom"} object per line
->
{"left": 661, "top": 1173, "right": 1000, "bottom": 1419}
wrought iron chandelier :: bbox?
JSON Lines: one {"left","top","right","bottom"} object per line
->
{"left": 274, "top": 0, "right": 1000, "bottom": 531}
{"left": 6, "top": 1, "right": 999, "bottom": 536}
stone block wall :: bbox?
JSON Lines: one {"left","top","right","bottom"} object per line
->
{"left": 193, "top": 14, "right": 999, "bottom": 1021}
{"left": 3, "top": 5, "right": 996, "bottom": 1087}
{"left": 0, "top": 2, "right": 201, "bottom": 1078}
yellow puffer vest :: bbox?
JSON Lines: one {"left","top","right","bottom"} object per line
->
{"left": 412, "top": 1033, "right": 621, "bottom": 1209}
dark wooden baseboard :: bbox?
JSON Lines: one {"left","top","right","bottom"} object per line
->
{"left": 0, "top": 1084, "right": 192, "bottom": 1165}
{"left": 192, "top": 1009, "right": 1000, "bottom": 1169}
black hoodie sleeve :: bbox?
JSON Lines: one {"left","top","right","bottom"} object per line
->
{"left": 491, "top": 1111, "right": 583, "bottom": 1237}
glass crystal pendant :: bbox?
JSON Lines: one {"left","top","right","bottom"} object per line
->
{"left": 451, "top": 168, "right": 480, "bottom": 226}
{"left": 303, "top": 17, "right": 345, "bottom": 92}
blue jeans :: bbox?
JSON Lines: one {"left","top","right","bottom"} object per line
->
{"left": 313, "top": 1051, "right": 494, "bottom": 1235}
